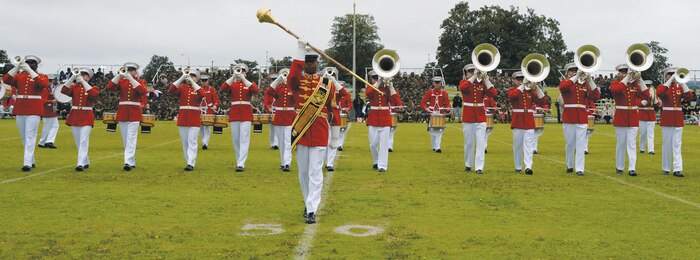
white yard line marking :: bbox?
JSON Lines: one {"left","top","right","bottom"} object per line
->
{"left": 0, "top": 139, "right": 179, "bottom": 185}
{"left": 446, "top": 125, "right": 700, "bottom": 210}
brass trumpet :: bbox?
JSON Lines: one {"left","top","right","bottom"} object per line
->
{"left": 13, "top": 56, "right": 23, "bottom": 64}
{"left": 279, "top": 68, "right": 290, "bottom": 79}
{"left": 73, "top": 68, "right": 81, "bottom": 75}
{"left": 521, "top": 53, "right": 550, "bottom": 83}
{"left": 626, "top": 43, "right": 653, "bottom": 82}
{"left": 118, "top": 66, "right": 129, "bottom": 75}
{"left": 232, "top": 65, "right": 244, "bottom": 75}
{"left": 574, "top": 45, "right": 602, "bottom": 84}
{"left": 675, "top": 67, "right": 690, "bottom": 84}
{"left": 183, "top": 66, "right": 191, "bottom": 76}
{"left": 471, "top": 43, "right": 500, "bottom": 82}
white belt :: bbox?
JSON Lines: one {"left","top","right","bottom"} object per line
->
{"left": 273, "top": 106, "right": 295, "bottom": 111}
{"left": 615, "top": 106, "right": 638, "bottom": 110}
{"left": 564, "top": 104, "right": 586, "bottom": 109}
{"left": 371, "top": 106, "right": 390, "bottom": 110}
{"left": 462, "top": 102, "right": 484, "bottom": 107}
{"left": 16, "top": 95, "right": 42, "bottom": 100}
{"left": 231, "top": 101, "right": 251, "bottom": 105}
{"left": 662, "top": 107, "right": 682, "bottom": 111}
{"left": 512, "top": 109, "right": 533, "bottom": 113}
{"left": 639, "top": 107, "right": 654, "bottom": 111}
{"left": 119, "top": 101, "right": 141, "bottom": 106}
{"left": 179, "top": 106, "right": 201, "bottom": 110}
{"left": 71, "top": 106, "right": 93, "bottom": 111}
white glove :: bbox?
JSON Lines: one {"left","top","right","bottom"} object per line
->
{"left": 682, "top": 83, "right": 691, "bottom": 93}
{"left": 641, "top": 100, "right": 649, "bottom": 106}
{"left": 389, "top": 82, "right": 396, "bottom": 95}
{"left": 621, "top": 74, "right": 631, "bottom": 85}
{"left": 7, "top": 65, "right": 20, "bottom": 77}
{"left": 329, "top": 126, "right": 341, "bottom": 149}
{"left": 124, "top": 73, "right": 140, "bottom": 88}
{"left": 241, "top": 76, "right": 252, "bottom": 88}
{"left": 484, "top": 77, "right": 494, "bottom": 89}
{"left": 570, "top": 74, "right": 580, "bottom": 84}
{"left": 638, "top": 77, "right": 648, "bottom": 91}
{"left": 22, "top": 64, "right": 39, "bottom": 78}
{"left": 536, "top": 86, "right": 544, "bottom": 98}
{"left": 225, "top": 74, "right": 237, "bottom": 86}
{"left": 270, "top": 76, "right": 283, "bottom": 88}
{"left": 295, "top": 39, "right": 307, "bottom": 60}
{"left": 517, "top": 84, "right": 526, "bottom": 92}
{"left": 187, "top": 77, "right": 201, "bottom": 91}
{"left": 663, "top": 77, "right": 674, "bottom": 87}
{"left": 65, "top": 74, "right": 78, "bottom": 85}
{"left": 333, "top": 78, "right": 343, "bottom": 90}
{"left": 467, "top": 74, "right": 477, "bottom": 84}
{"left": 173, "top": 74, "right": 187, "bottom": 86}
{"left": 588, "top": 79, "right": 598, "bottom": 91}
{"left": 77, "top": 76, "right": 92, "bottom": 91}
{"left": 111, "top": 73, "right": 122, "bottom": 84}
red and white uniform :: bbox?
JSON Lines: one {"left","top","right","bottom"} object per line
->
{"left": 38, "top": 88, "right": 59, "bottom": 146}
{"left": 483, "top": 95, "right": 497, "bottom": 148}
{"left": 199, "top": 84, "right": 220, "bottom": 147}
{"left": 459, "top": 79, "right": 498, "bottom": 170}
{"left": 4, "top": 71, "right": 50, "bottom": 167}
{"left": 326, "top": 86, "right": 351, "bottom": 168}
{"left": 420, "top": 87, "right": 451, "bottom": 150}
{"left": 221, "top": 79, "right": 259, "bottom": 168}
{"left": 62, "top": 83, "right": 100, "bottom": 167}
{"left": 365, "top": 83, "right": 393, "bottom": 170}
{"left": 388, "top": 89, "right": 401, "bottom": 150}
{"left": 170, "top": 84, "right": 206, "bottom": 167}
{"left": 267, "top": 81, "right": 296, "bottom": 167}
{"left": 657, "top": 83, "right": 695, "bottom": 172}
{"left": 610, "top": 79, "right": 650, "bottom": 172}
{"left": 263, "top": 87, "right": 279, "bottom": 148}
{"left": 582, "top": 97, "right": 596, "bottom": 153}
{"left": 508, "top": 85, "right": 545, "bottom": 171}
{"left": 637, "top": 93, "right": 657, "bottom": 154}
{"left": 532, "top": 102, "right": 549, "bottom": 152}
{"left": 560, "top": 79, "right": 601, "bottom": 172}
{"left": 106, "top": 77, "right": 148, "bottom": 167}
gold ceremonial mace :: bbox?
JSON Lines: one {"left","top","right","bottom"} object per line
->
{"left": 256, "top": 8, "right": 382, "bottom": 93}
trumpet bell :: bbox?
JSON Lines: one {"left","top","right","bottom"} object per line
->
{"left": 256, "top": 8, "right": 277, "bottom": 24}
{"left": 372, "top": 49, "right": 400, "bottom": 78}
{"left": 279, "top": 68, "right": 290, "bottom": 78}
{"left": 626, "top": 43, "right": 654, "bottom": 72}
{"left": 675, "top": 67, "right": 691, "bottom": 84}
{"left": 574, "top": 44, "right": 602, "bottom": 73}
{"left": 472, "top": 43, "right": 500, "bottom": 72}
{"left": 521, "top": 53, "right": 550, "bottom": 83}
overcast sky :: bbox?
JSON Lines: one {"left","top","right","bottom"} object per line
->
{"left": 3, "top": 0, "right": 699, "bottom": 75}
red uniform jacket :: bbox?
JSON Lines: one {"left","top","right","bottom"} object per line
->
{"left": 62, "top": 84, "right": 99, "bottom": 127}
{"left": 287, "top": 59, "right": 337, "bottom": 147}
{"left": 484, "top": 95, "right": 497, "bottom": 115}
{"left": 420, "top": 88, "right": 451, "bottom": 114}
{"left": 389, "top": 91, "right": 401, "bottom": 114}
{"left": 559, "top": 79, "right": 600, "bottom": 124}
{"left": 41, "top": 88, "right": 58, "bottom": 118}
{"left": 106, "top": 77, "right": 148, "bottom": 122}
{"left": 330, "top": 87, "right": 352, "bottom": 126}
{"left": 221, "top": 80, "right": 259, "bottom": 121}
{"left": 1, "top": 85, "right": 17, "bottom": 109}
{"left": 657, "top": 83, "right": 695, "bottom": 127}
{"left": 201, "top": 84, "right": 220, "bottom": 115}
{"left": 366, "top": 84, "right": 393, "bottom": 127}
{"left": 637, "top": 92, "right": 658, "bottom": 122}
{"left": 586, "top": 98, "right": 596, "bottom": 116}
{"left": 169, "top": 84, "right": 206, "bottom": 127}
{"left": 610, "top": 80, "right": 650, "bottom": 127}
{"left": 263, "top": 87, "right": 275, "bottom": 113}
{"left": 509, "top": 86, "right": 545, "bottom": 129}
{"left": 267, "top": 83, "right": 296, "bottom": 126}
{"left": 3, "top": 72, "right": 50, "bottom": 116}
{"left": 459, "top": 80, "right": 498, "bottom": 123}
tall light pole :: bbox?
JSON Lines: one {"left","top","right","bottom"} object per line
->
{"left": 180, "top": 53, "right": 190, "bottom": 66}
{"left": 352, "top": 2, "right": 357, "bottom": 93}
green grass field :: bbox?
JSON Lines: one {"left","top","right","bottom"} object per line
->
{"left": 1, "top": 119, "right": 699, "bottom": 258}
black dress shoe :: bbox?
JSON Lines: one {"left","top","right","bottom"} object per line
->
{"left": 38, "top": 143, "right": 46, "bottom": 148}
{"left": 32, "top": 164, "right": 36, "bottom": 168}
{"left": 616, "top": 169, "right": 623, "bottom": 174}
{"left": 576, "top": 171, "right": 584, "bottom": 176}
{"left": 566, "top": 168, "right": 574, "bottom": 173}
{"left": 432, "top": 149, "right": 435, "bottom": 151}
{"left": 640, "top": 150, "right": 645, "bottom": 154}
{"left": 123, "top": 164, "right": 131, "bottom": 171}
{"left": 648, "top": 151, "right": 655, "bottom": 155}
{"left": 436, "top": 149, "right": 442, "bottom": 153}
{"left": 378, "top": 168, "right": 386, "bottom": 173}
{"left": 235, "top": 166, "right": 244, "bottom": 172}
{"left": 305, "top": 212, "right": 316, "bottom": 224}
{"left": 584, "top": 151, "right": 589, "bottom": 155}
{"left": 184, "top": 165, "right": 194, "bottom": 171}
{"left": 303, "top": 207, "right": 308, "bottom": 218}
{"left": 46, "top": 142, "right": 57, "bottom": 149}
{"left": 525, "top": 168, "right": 533, "bottom": 175}
{"left": 484, "top": 149, "right": 488, "bottom": 154}
{"left": 533, "top": 150, "right": 539, "bottom": 154}
{"left": 388, "top": 148, "right": 393, "bottom": 152}
{"left": 202, "top": 144, "right": 208, "bottom": 150}
{"left": 464, "top": 167, "right": 471, "bottom": 172}
{"left": 372, "top": 164, "right": 378, "bottom": 170}
{"left": 21, "top": 165, "right": 31, "bottom": 172}
{"left": 673, "top": 171, "right": 684, "bottom": 177}
{"left": 475, "top": 169, "right": 483, "bottom": 174}
{"left": 272, "top": 145, "right": 279, "bottom": 150}
{"left": 282, "top": 165, "right": 290, "bottom": 172}
{"left": 83, "top": 164, "right": 89, "bottom": 169}
{"left": 75, "top": 166, "right": 84, "bottom": 172}
{"left": 515, "top": 169, "right": 522, "bottom": 173}
{"left": 327, "top": 166, "right": 335, "bottom": 172}
{"left": 337, "top": 146, "right": 343, "bottom": 151}
{"left": 663, "top": 171, "right": 670, "bottom": 175}
{"left": 629, "top": 170, "right": 637, "bottom": 177}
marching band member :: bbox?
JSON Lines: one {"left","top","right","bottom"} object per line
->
{"left": 61, "top": 68, "right": 99, "bottom": 171}
{"left": 263, "top": 82, "right": 279, "bottom": 150}
{"left": 583, "top": 97, "right": 597, "bottom": 154}
{"left": 221, "top": 63, "right": 259, "bottom": 172}
{"left": 531, "top": 102, "right": 549, "bottom": 154}
{"left": 267, "top": 69, "right": 295, "bottom": 172}
{"left": 559, "top": 63, "right": 600, "bottom": 176}
{"left": 38, "top": 82, "right": 59, "bottom": 149}
{"left": 508, "top": 72, "right": 545, "bottom": 175}
{"left": 459, "top": 64, "right": 497, "bottom": 173}
{"left": 365, "top": 70, "right": 394, "bottom": 172}
{"left": 483, "top": 94, "right": 497, "bottom": 153}
{"left": 106, "top": 62, "right": 148, "bottom": 171}
{"left": 638, "top": 80, "right": 658, "bottom": 155}
{"left": 420, "top": 76, "right": 451, "bottom": 153}
{"left": 388, "top": 80, "right": 402, "bottom": 153}
{"left": 657, "top": 67, "right": 695, "bottom": 177}
{"left": 337, "top": 82, "right": 353, "bottom": 152}
{"left": 324, "top": 68, "right": 346, "bottom": 172}
{"left": 169, "top": 69, "right": 206, "bottom": 171}
{"left": 288, "top": 40, "right": 339, "bottom": 224}
{"left": 610, "top": 64, "right": 650, "bottom": 176}
{"left": 0, "top": 82, "right": 16, "bottom": 118}
{"left": 3, "top": 55, "right": 50, "bottom": 172}
{"left": 199, "top": 75, "right": 219, "bottom": 150}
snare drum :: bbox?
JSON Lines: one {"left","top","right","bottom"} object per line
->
{"left": 103, "top": 112, "right": 117, "bottom": 125}
{"left": 259, "top": 114, "right": 272, "bottom": 124}
{"left": 140, "top": 114, "right": 156, "bottom": 127}
{"left": 534, "top": 113, "right": 545, "bottom": 129}
{"left": 252, "top": 114, "right": 262, "bottom": 125}
{"left": 201, "top": 114, "right": 215, "bottom": 126}
{"left": 429, "top": 114, "right": 446, "bottom": 129}
{"left": 587, "top": 115, "right": 595, "bottom": 130}
{"left": 390, "top": 113, "right": 398, "bottom": 127}
{"left": 214, "top": 115, "right": 229, "bottom": 128}
{"left": 340, "top": 114, "right": 348, "bottom": 128}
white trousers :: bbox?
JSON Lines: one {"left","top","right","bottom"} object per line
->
{"left": 639, "top": 121, "right": 655, "bottom": 153}
{"left": 325, "top": 130, "right": 337, "bottom": 168}
{"left": 200, "top": 125, "right": 211, "bottom": 146}
{"left": 297, "top": 145, "right": 326, "bottom": 213}
{"left": 339, "top": 123, "right": 351, "bottom": 147}
{"left": 119, "top": 121, "right": 139, "bottom": 166}
{"left": 270, "top": 125, "right": 278, "bottom": 147}
{"left": 388, "top": 126, "right": 397, "bottom": 149}
{"left": 662, "top": 126, "right": 683, "bottom": 172}
{"left": 368, "top": 126, "right": 390, "bottom": 169}
{"left": 231, "top": 121, "right": 251, "bottom": 167}
{"left": 584, "top": 130, "right": 592, "bottom": 152}
{"left": 563, "top": 123, "right": 587, "bottom": 172}
{"left": 179, "top": 126, "right": 200, "bottom": 167}
{"left": 615, "top": 126, "right": 638, "bottom": 171}
{"left": 429, "top": 128, "right": 443, "bottom": 150}
{"left": 484, "top": 133, "right": 489, "bottom": 149}
{"left": 16, "top": 115, "right": 40, "bottom": 166}
{"left": 39, "top": 116, "right": 59, "bottom": 145}
{"left": 462, "top": 122, "right": 486, "bottom": 170}
{"left": 276, "top": 125, "right": 293, "bottom": 166}
{"left": 533, "top": 135, "right": 539, "bottom": 151}
{"left": 71, "top": 126, "right": 92, "bottom": 166}
{"left": 512, "top": 129, "right": 535, "bottom": 170}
